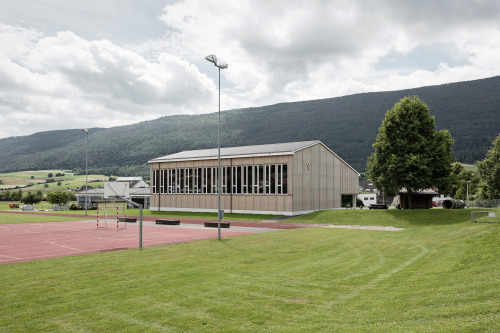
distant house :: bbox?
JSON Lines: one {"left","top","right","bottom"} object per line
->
{"left": 357, "top": 193, "right": 377, "bottom": 206}
{"left": 359, "top": 180, "right": 377, "bottom": 193}
{"left": 116, "top": 177, "right": 149, "bottom": 189}
{"left": 76, "top": 177, "right": 150, "bottom": 209}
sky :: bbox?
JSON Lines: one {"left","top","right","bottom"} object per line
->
{"left": 0, "top": 0, "right": 499, "bottom": 139}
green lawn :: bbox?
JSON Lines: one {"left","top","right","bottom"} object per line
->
{"left": 1, "top": 203, "right": 277, "bottom": 222}
{"left": 286, "top": 208, "right": 493, "bottom": 227}
{"left": 0, "top": 210, "right": 498, "bottom": 332}
{"left": 0, "top": 213, "right": 91, "bottom": 224}
{"left": 127, "top": 209, "right": 278, "bottom": 222}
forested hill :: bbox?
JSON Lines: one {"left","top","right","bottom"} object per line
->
{"left": 1, "top": 75, "right": 499, "bottom": 177}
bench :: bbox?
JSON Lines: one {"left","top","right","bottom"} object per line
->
{"left": 118, "top": 217, "right": 137, "bottom": 223}
{"left": 204, "top": 221, "right": 230, "bottom": 228}
{"left": 156, "top": 219, "right": 180, "bottom": 225}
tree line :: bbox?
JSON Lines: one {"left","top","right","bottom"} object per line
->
{"left": 1, "top": 190, "right": 76, "bottom": 205}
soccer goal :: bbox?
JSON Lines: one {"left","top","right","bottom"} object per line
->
{"left": 471, "top": 211, "right": 499, "bottom": 223}
{"left": 97, "top": 201, "right": 127, "bottom": 230}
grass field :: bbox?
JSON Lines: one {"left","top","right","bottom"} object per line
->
{"left": 126, "top": 209, "right": 278, "bottom": 222}
{"left": 0, "top": 170, "right": 108, "bottom": 193}
{"left": 0, "top": 209, "right": 498, "bottom": 332}
{"left": 0, "top": 202, "right": 277, "bottom": 222}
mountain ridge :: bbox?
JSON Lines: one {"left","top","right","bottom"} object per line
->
{"left": 1, "top": 75, "right": 499, "bottom": 178}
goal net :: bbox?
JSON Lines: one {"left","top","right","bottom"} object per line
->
{"left": 471, "top": 211, "right": 499, "bottom": 223}
{"left": 97, "top": 201, "right": 127, "bottom": 230}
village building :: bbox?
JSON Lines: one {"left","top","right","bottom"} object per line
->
{"left": 148, "top": 140, "right": 359, "bottom": 215}
{"left": 76, "top": 177, "right": 150, "bottom": 208}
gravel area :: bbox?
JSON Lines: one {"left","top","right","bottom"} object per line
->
{"left": 320, "top": 225, "right": 404, "bottom": 231}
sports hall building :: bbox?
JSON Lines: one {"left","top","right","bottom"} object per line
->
{"left": 148, "top": 140, "right": 359, "bottom": 215}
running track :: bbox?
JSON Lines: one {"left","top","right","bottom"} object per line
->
{"left": 0, "top": 212, "right": 312, "bottom": 264}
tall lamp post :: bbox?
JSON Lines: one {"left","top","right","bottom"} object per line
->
{"left": 205, "top": 54, "right": 228, "bottom": 241}
{"left": 82, "top": 129, "right": 89, "bottom": 215}
{"left": 466, "top": 180, "right": 471, "bottom": 208}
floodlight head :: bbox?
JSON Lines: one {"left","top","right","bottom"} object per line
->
{"left": 82, "top": 129, "right": 88, "bottom": 133}
{"left": 205, "top": 54, "right": 217, "bottom": 65}
{"left": 218, "top": 63, "right": 228, "bottom": 69}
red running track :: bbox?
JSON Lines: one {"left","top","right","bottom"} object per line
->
{"left": 0, "top": 220, "right": 255, "bottom": 265}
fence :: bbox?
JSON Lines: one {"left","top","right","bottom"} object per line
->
{"left": 466, "top": 199, "right": 500, "bottom": 208}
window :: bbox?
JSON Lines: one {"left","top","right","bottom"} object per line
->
{"left": 222, "top": 167, "right": 231, "bottom": 194}
{"left": 253, "top": 165, "right": 264, "bottom": 194}
{"left": 242, "top": 166, "right": 252, "bottom": 194}
{"left": 176, "top": 169, "right": 184, "bottom": 193}
{"left": 168, "top": 169, "right": 176, "bottom": 193}
{"left": 232, "top": 166, "right": 241, "bottom": 194}
{"left": 152, "top": 169, "right": 159, "bottom": 194}
{"left": 161, "top": 170, "right": 167, "bottom": 194}
{"left": 265, "top": 165, "right": 276, "bottom": 194}
{"left": 211, "top": 167, "right": 218, "bottom": 193}
{"left": 277, "top": 164, "right": 288, "bottom": 194}
{"left": 203, "top": 168, "right": 210, "bottom": 194}
{"left": 159, "top": 163, "right": 288, "bottom": 195}
{"left": 193, "top": 168, "right": 201, "bottom": 193}
{"left": 185, "top": 168, "right": 192, "bottom": 193}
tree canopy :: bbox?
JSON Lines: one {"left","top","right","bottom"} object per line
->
{"left": 449, "top": 162, "right": 477, "bottom": 200}
{"left": 477, "top": 133, "right": 500, "bottom": 199}
{"left": 20, "top": 192, "right": 43, "bottom": 205}
{"left": 367, "top": 96, "right": 454, "bottom": 207}
{"left": 46, "top": 191, "right": 71, "bottom": 205}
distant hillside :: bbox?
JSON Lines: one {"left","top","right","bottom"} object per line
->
{"left": 0, "top": 76, "right": 499, "bottom": 178}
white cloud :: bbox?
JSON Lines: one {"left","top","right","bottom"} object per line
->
{"left": 0, "top": 24, "right": 217, "bottom": 138}
{"left": 157, "top": 0, "right": 500, "bottom": 109}
{"left": 0, "top": 0, "right": 499, "bottom": 139}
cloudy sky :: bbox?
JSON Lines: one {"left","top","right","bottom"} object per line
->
{"left": 1, "top": 0, "right": 499, "bottom": 139}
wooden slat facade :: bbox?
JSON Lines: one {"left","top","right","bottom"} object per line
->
{"left": 149, "top": 141, "right": 358, "bottom": 215}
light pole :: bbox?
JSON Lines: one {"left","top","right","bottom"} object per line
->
{"left": 82, "top": 129, "right": 88, "bottom": 215}
{"left": 205, "top": 54, "right": 228, "bottom": 241}
{"left": 466, "top": 180, "right": 471, "bottom": 208}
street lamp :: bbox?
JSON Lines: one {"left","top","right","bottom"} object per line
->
{"left": 205, "top": 54, "right": 228, "bottom": 241}
{"left": 466, "top": 180, "right": 471, "bottom": 208}
{"left": 82, "top": 129, "right": 88, "bottom": 215}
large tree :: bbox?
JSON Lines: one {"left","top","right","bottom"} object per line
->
{"left": 367, "top": 96, "right": 454, "bottom": 208}
{"left": 20, "top": 192, "right": 42, "bottom": 205}
{"left": 46, "top": 191, "right": 71, "bottom": 205}
{"left": 477, "top": 133, "right": 500, "bottom": 199}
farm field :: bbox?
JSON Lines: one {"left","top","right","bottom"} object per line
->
{"left": 0, "top": 209, "right": 498, "bottom": 332}
{"left": 0, "top": 170, "right": 110, "bottom": 196}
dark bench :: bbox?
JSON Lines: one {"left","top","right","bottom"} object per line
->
{"left": 204, "top": 221, "right": 230, "bottom": 228}
{"left": 156, "top": 219, "right": 180, "bottom": 225}
{"left": 369, "top": 204, "right": 388, "bottom": 209}
{"left": 118, "top": 217, "right": 137, "bottom": 223}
